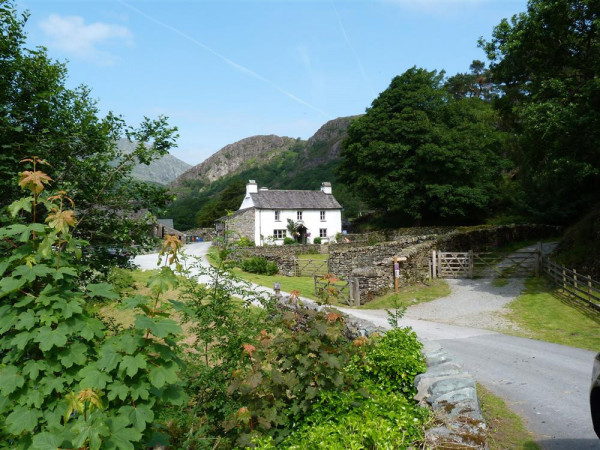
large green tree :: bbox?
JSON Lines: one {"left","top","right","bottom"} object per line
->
{"left": 0, "top": 1, "right": 178, "bottom": 266}
{"left": 338, "top": 67, "right": 506, "bottom": 224}
{"left": 480, "top": 0, "right": 600, "bottom": 222}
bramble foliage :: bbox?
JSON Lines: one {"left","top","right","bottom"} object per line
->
{"left": 0, "top": 160, "right": 185, "bottom": 449}
{"left": 225, "top": 309, "right": 358, "bottom": 446}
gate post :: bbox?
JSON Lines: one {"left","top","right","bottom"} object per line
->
{"left": 468, "top": 250, "right": 474, "bottom": 279}
{"left": 536, "top": 242, "right": 542, "bottom": 277}
{"left": 432, "top": 251, "right": 437, "bottom": 278}
{"left": 350, "top": 278, "right": 361, "bottom": 306}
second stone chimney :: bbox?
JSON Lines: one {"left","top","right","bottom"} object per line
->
{"left": 246, "top": 180, "right": 258, "bottom": 195}
{"left": 321, "top": 182, "right": 332, "bottom": 194}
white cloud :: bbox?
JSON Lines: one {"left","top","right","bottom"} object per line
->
{"left": 39, "top": 14, "right": 133, "bottom": 66}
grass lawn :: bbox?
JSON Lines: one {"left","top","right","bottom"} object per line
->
{"left": 297, "top": 253, "right": 329, "bottom": 261}
{"left": 477, "top": 383, "right": 540, "bottom": 450}
{"left": 357, "top": 279, "right": 450, "bottom": 310}
{"left": 230, "top": 268, "right": 323, "bottom": 301}
{"left": 502, "top": 277, "right": 600, "bottom": 351}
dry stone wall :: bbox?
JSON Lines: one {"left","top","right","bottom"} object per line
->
{"left": 232, "top": 244, "right": 326, "bottom": 276}
{"left": 182, "top": 227, "right": 217, "bottom": 241}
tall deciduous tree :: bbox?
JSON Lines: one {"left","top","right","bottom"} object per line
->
{"left": 338, "top": 67, "right": 506, "bottom": 224}
{"left": 480, "top": 0, "right": 600, "bottom": 222}
{"left": 0, "top": 0, "right": 178, "bottom": 266}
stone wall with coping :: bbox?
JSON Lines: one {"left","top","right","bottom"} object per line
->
{"left": 231, "top": 243, "right": 327, "bottom": 276}
{"left": 329, "top": 224, "right": 562, "bottom": 303}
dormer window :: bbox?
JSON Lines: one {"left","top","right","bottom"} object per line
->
{"left": 297, "top": 211, "right": 303, "bottom": 221}
{"left": 275, "top": 210, "right": 280, "bottom": 221}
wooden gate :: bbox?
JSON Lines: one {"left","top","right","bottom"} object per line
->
{"left": 313, "top": 275, "right": 356, "bottom": 306}
{"left": 294, "top": 258, "right": 329, "bottom": 277}
{"left": 432, "top": 248, "right": 541, "bottom": 279}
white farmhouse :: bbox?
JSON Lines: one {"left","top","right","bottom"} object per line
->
{"left": 220, "top": 180, "right": 342, "bottom": 245}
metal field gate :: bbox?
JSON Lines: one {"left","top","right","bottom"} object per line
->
{"left": 432, "top": 247, "right": 542, "bottom": 279}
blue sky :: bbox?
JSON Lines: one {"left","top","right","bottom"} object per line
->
{"left": 19, "top": 0, "right": 527, "bottom": 166}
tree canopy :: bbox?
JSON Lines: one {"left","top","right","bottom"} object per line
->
{"left": 480, "top": 0, "right": 600, "bottom": 222}
{"left": 0, "top": 0, "right": 178, "bottom": 267}
{"left": 338, "top": 67, "right": 506, "bottom": 224}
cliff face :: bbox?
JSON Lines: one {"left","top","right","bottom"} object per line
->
{"left": 171, "top": 135, "right": 298, "bottom": 188}
{"left": 170, "top": 116, "right": 358, "bottom": 189}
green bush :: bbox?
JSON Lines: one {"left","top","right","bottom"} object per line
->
{"left": 354, "top": 328, "right": 426, "bottom": 395}
{"left": 107, "top": 267, "right": 135, "bottom": 294}
{"left": 233, "top": 237, "right": 255, "bottom": 247}
{"left": 312, "top": 237, "right": 321, "bottom": 245}
{"left": 281, "top": 388, "right": 428, "bottom": 449}
{"left": 240, "top": 257, "right": 278, "bottom": 275}
{"left": 283, "top": 237, "right": 296, "bottom": 245}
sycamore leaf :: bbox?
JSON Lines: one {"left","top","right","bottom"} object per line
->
{"left": 7, "top": 197, "right": 33, "bottom": 217}
{"left": 120, "top": 354, "right": 147, "bottom": 378}
{"left": 78, "top": 366, "right": 111, "bottom": 390}
{"left": 123, "top": 404, "right": 154, "bottom": 432}
{"left": 32, "top": 432, "right": 64, "bottom": 450}
{"left": 41, "top": 376, "right": 65, "bottom": 396}
{"left": 104, "top": 415, "right": 142, "bottom": 450}
{"left": 0, "top": 365, "right": 25, "bottom": 395}
{"left": 71, "top": 414, "right": 109, "bottom": 450}
{"left": 148, "top": 361, "right": 178, "bottom": 388}
{"left": 59, "top": 342, "right": 88, "bottom": 368}
{"left": 35, "top": 326, "right": 68, "bottom": 351}
{"left": 129, "top": 381, "right": 150, "bottom": 401}
{"left": 5, "top": 406, "right": 42, "bottom": 434}
{"left": 15, "top": 310, "right": 37, "bottom": 330}
{"left": 107, "top": 382, "right": 129, "bottom": 401}
{"left": 23, "top": 360, "right": 46, "bottom": 381}
{"left": 19, "top": 170, "right": 52, "bottom": 193}
{"left": 45, "top": 209, "right": 76, "bottom": 233}
{"left": 98, "top": 344, "right": 121, "bottom": 372}
{"left": 11, "top": 330, "right": 33, "bottom": 350}
{"left": 87, "top": 283, "right": 119, "bottom": 300}
{"left": 0, "top": 276, "right": 27, "bottom": 299}
{"left": 134, "top": 315, "right": 181, "bottom": 338}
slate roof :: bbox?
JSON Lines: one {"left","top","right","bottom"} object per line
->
{"left": 215, "top": 207, "right": 253, "bottom": 222}
{"left": 250, "top": 190, "right": 341, "bottom": 209}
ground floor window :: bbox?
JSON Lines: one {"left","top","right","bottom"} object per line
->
{"left": 273, "top": 229, "right": 285, "bottom": 239}
{"left": 319, "top": 228, "right": 327, "bottom": 238}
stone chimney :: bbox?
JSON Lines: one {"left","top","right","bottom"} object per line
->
{"left": 321, "top": 182, "right": 332, "bottom": 194}
{"left": 247, "top": 180, "right": 258, "bottom": 195}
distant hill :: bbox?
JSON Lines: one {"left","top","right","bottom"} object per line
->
{"left": 116, "top": 139, "right": 190, "bottom": 185}
{"left": 167, "top": 116, "right": 362, "bottom": 230}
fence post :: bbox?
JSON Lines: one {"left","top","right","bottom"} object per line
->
{"left": 588, "top": 276, "right": 593, "bottom": 303}
{"left": 432, "top": 251, "right": 437, "bottom": 278}
{"left": 573, "top": 269, "right": 578, "bottom": 292}
{"left": 536, "top": 241, "right": 542, "bottom": 277}
{"left": 468, "top": 250, "right": 474, "bottom": 279}
{"left": 562, "top": 268, "right": 566, "bottom": 289}
{"left": 314, "top": 275, "right": 318, "bottom": 297}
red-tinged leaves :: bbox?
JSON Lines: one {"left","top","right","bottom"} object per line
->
{"left": 19, "top": 170, "right": 52, "bottom": 194}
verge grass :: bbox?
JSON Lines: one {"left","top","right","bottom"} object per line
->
{"left": 477, "top": 383, "right": 540, "bottom": 450}
{"left": 502, "top": 277, "right": 600, "bottom": 351}
{"left": 229, "top": 267, "right": 319, "bottom": 300}
{"left": 357, "top": 279, "right": 450, "bottom": 310}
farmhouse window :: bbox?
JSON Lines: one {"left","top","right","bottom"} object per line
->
{"left": 320, "top": 210, "right": 326, "bottom": 221}
{"left": 297, "top": 211, "right": 303, "bottom": 220}
{"left": 275, "top": 210, "right": 280, "bottom": 221}
{"left": 273, "top": 229, "right": 285, "bottom": 239}
{"left": 319, "top": 228, "right": 327, "bottom": 238}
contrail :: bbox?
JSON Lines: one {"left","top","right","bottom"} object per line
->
{"left": 117, "top": 0, "right": 328, "bottom": 116}
{"left": 331, "top": 1, "right": 375, "bottom": 99}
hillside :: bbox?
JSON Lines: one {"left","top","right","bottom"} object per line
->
{"left": 171, "top": 135, "right": 299, "bottom": 189}
{"left": 167, "top": 116, "right": 360, "bottom": 230}
{"left": 116, "top": 139, "right": 190, "bottom": 185}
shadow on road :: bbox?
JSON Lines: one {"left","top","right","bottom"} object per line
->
{"left": 537, "top": 438, "right": 600, "bottom": 449}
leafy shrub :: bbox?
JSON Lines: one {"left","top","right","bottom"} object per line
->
{"left": 240, "top": 257, "right": 278, "bottom": 275}
{"left": 281, "top": 388, "right": 429, "bottom": 449}
{"left": 233, "top": 237, "right": 255, "bottom": 247}
{"left": 283, "top": 237, "right": 296, "bottom": 245}
{"left": 107, "top": 267, "right": 135, "bottom": 294}
{"left": 312, "top": 237, "right": 321, "bottom": 244}
{"left": 354, "top": 328, "right": 426, "bottom": 395}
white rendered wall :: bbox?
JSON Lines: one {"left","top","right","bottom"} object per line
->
{"left": 255, "top": 208, "right": 341, "bottom": 245}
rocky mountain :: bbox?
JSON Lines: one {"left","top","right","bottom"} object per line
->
{"left": 171, "top": 135, "right": 299, "bottom": 189}
{"left": 170, "top": 116, "right": 356, "bottom": 190}
{"left": 116, "top": 139, "right": 190, "bottom": 185}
